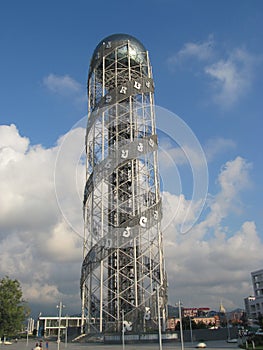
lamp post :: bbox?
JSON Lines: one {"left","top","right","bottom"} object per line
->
{"left": 226, "top": 313, "right": 231, "bottom": 340}
{"left": 121, "top": 310, "right": 125, "bottom": 350}
{"left": 64, "top": 327, "right": 67, "bottom": 349}
{"left": 26, "top": 318, "right": 30, "bottom": 346}
{"left": 189, "top": 316, "right": 193, "bottom": 344}
{"left": 178, "top": 301, "right": 184, "bottom": 350}
{"left": 156, "top": 286, "right": 163, "bottom": 350}
{"left": 56, "top": 302, "right": 65, "bottom": 350}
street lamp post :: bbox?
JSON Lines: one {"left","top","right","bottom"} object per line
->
{"left": 156, "top": 286, "right": 163, "bottom": 350}
{"left": 178, "top": 301, "right": 184, "bottom": 350}
{"left": 121, "top": 310, "right": 125, "bottom": 350}
{"left": 189, "top": 316, "right": 193, "bottom": 344}
{"left": 65, "top": 316, "right": 68, "bottom": 348}
{"left": 26, "top": 318, "right": 30, "bottom": 347}
{"left": 57, "top": 302, "right": 65, "bottom": 350}
{"left": 226, "top": 313, "right": 231, "bottom": 340}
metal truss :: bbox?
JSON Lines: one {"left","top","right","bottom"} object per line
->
{"left": 81, "top": 34, "right": 167, "bottom": 334}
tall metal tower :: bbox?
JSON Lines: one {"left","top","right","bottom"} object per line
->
{"left": 81, "top": 34, "right": 167, "bottom": 334}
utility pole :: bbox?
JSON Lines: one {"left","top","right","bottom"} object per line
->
{"left": 56, "top": 302, "right": 65, "bottom": 350}
{"left": 122, "top": 310, "right": 125, "bottom": 350}
{"left": 156, "top": 286, "right": 163, "bottom": 350}
{"left": 178, "top": 301, "right": 184, "bottom": 350}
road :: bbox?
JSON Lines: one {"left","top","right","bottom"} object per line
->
{"left": 0, "top": 339, "right": 241, "bottom": 350}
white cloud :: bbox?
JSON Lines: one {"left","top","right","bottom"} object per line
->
{"left": 0, "top": 124, "right": 261, "bottom": 316}
{"left": 199, "top": 156, "right": 251, "bottom": 230}
{"left": 43, "top": 73, "right": 82, "bottom": 96}
{"left": 168, "top": 37, "right": 260, "bottom": 108}
{"left": 204, "top": 137, "right": 236, "bottom": 161}
{"left": 168, "top": 35, "right": 214, "bottom": 65}
{"left": 0, "top": 124, "right": 29, "bottom": 152}
{"left": 164, "top": 217, "right": 262, "bottom": 309}
{"left": 217, "top": 156, "right": 251, "bottom": 198}
{"left": 159, "top": 140, "right": 206, "bottom": 169}
{"left": 205, "top": 48, "right": 256, "bottom": 107}
{"left": 0, "top": 124, "right": 85, "bottom": 315}
{"left": 158, "top": 138, "right": 208, "bottom": 233}
{"left": 44, "top": 221, "right": 81, "bottom": 262}
{"left": 162, "top": 156, "right": 261, "bottom": 310}
{"left": 0, "top": 124, "right": 29, "bottom": 166}
{"left": 23, "top": 282, "right": 61, "bottom": 304}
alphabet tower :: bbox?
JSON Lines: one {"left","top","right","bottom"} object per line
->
{"left": 81, "top": 34, "right": 167, "bottom": 334}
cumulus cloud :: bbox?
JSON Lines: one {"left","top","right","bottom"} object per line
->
{"left": 204, "top": 137, "right": 236, "bottom": 162}
{"left": 159, "top": 139, "right": 206, "bottom": 168}
{"left": 168, "top": 37, "right": 260, "bottom": 108}
{"left": 168, "top": 35, "right": 214, "bottom": 66}
{"left": 0, "top": 124, "right": 85, "bottom": 315}
{"left": 156, "top": 107, "right": 208, "bottom": 231}
{"left": 162, "top": 156, "right": 261, "bottom": 310}
{"left": 0, "top": 124, "right": 29, "bottom": 167}
{"left": 43, "top": 74, "right": 82, "bottom": 96}
{"left": 0, "top": 124, "right": 29, "bottom": 152}
{"left": 205, "top": 48, "right": 257, "bottom": 107}
{"left": 0, "top": 124, "right": 261, "bottom": 316}
{"left": 42, "top": 73, "right": 86, "bottom": 108}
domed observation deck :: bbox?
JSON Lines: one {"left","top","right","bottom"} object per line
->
{"left": 91, "top": 33, "right": 147, "bottom": 62}
{"left": 90, "top": 33, "right": 148, "bottom": 72}
{"left": 88, "top": 34, "right": 152, "bottom": 111}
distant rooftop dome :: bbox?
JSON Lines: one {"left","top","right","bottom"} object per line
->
{"left": 219, "top": 301, "right": 226, "bottom": 313}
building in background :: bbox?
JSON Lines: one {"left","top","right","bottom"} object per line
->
{"left": 244, "top": 296, "right": 256, "bottom": 320}
{"left": 244, "top": 269, "right": 263, "bottom": 321}
{"left": 167, "top": 304, "right": 245, "bottom": 331}
{"left": 80, "top": 34, "right": 167, "bottom": 335}
{"left": 36, "top": 316, "right": 82, "bottom": 339}
{"left": 167, "top": 315, "right": 218, "bottom": 331}
{"left": 183, "top": 307, "right": 210, "bottom": 318}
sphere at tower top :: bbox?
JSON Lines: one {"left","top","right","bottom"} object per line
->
{"left": 93, "top": 33, "right": 147, "bottom": 56}
{"left": 89, "top": 33, "right": 149, "bottom": 74}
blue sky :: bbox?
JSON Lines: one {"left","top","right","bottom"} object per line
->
{"left": 1, "top": 0, "right": 263, "bottom": 317}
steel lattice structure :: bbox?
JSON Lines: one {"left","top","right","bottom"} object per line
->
{"left": 81, "top": 34, "right": 167, "bottom": 334}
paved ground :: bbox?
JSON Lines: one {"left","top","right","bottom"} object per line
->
{"left": 0, "top": 339, "right": 241, "bottom": 350}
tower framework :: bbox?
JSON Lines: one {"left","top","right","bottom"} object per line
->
{"left": 81, "top": 34, "right": 167, "bottom": 334}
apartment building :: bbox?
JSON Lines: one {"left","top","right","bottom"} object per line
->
{"left": 183, "top": 308, "right": 210, "bottom": 318}
{"left": 244, "top": 269, "right": 263, "bottom": 320}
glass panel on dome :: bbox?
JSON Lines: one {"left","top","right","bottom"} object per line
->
{"left": 117, "top": 45, "right": 128, "bottom": 59}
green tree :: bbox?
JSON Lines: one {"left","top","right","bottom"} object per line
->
{"left": 0, "top": 276, "right": 30, "bottom": 337}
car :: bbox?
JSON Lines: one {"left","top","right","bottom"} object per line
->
{"left": 196, "top": 342, "right": 207, "bottom": 348}
{"left": 255, "top": 329, "right": 263, "bottom": 335}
